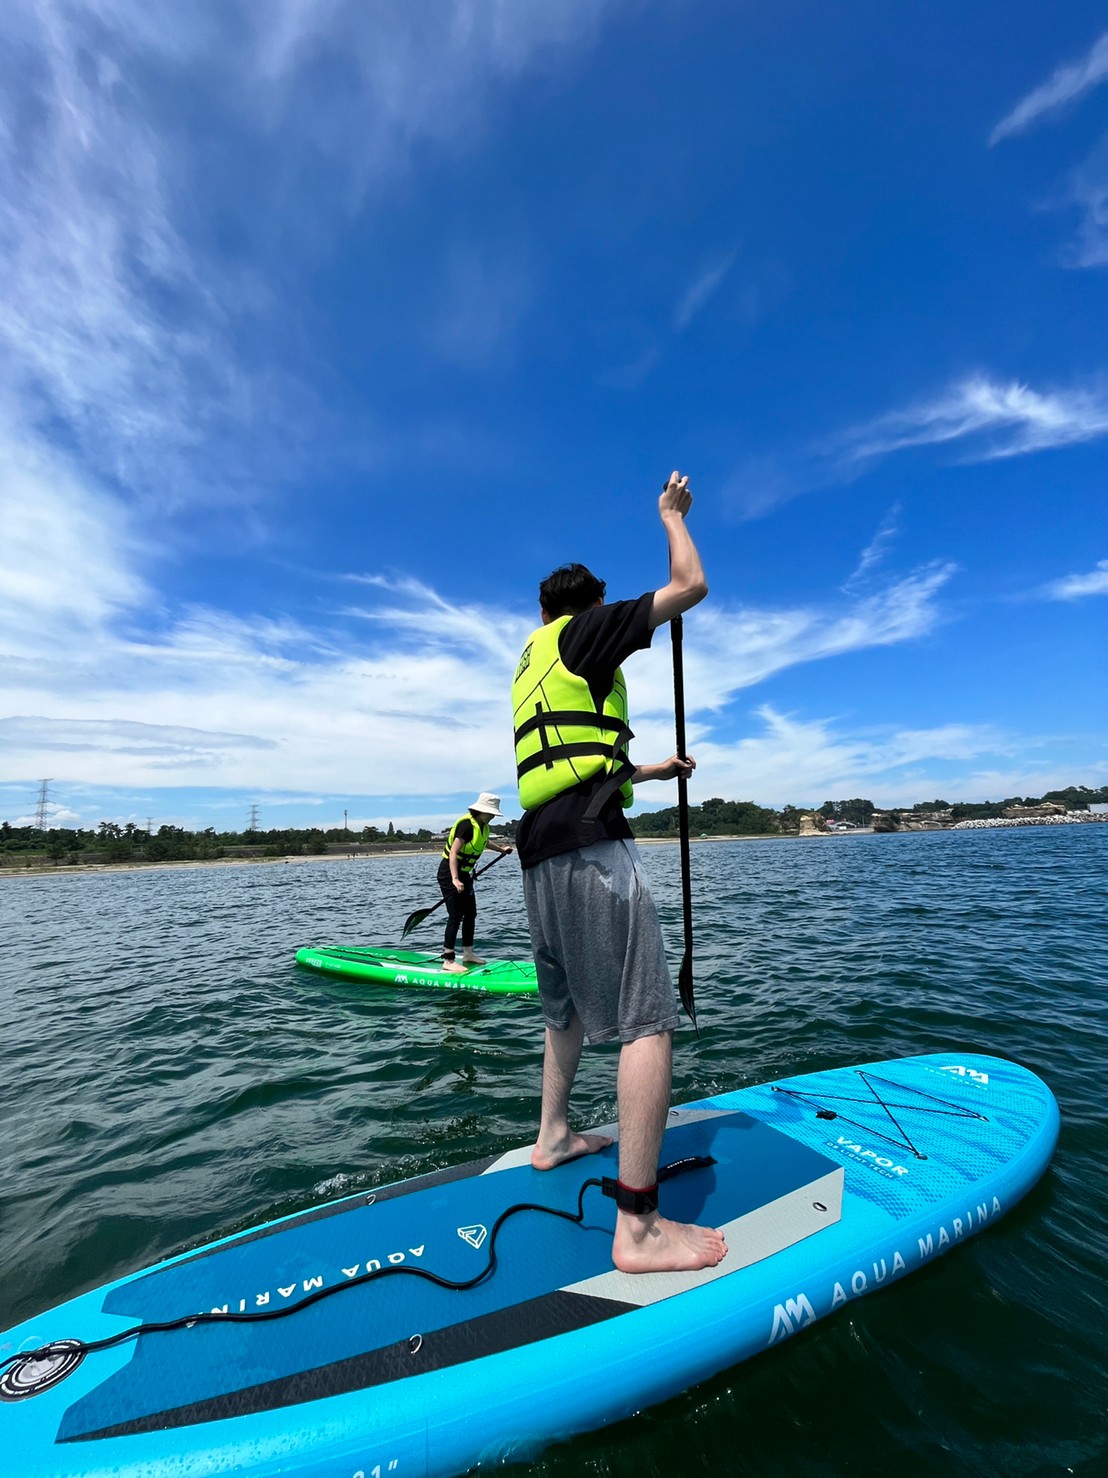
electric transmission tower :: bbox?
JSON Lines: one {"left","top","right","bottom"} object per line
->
{"left": 35, "top": 780, "right": 52, "bottom": 832}
{"left": 247, "top": 804, "right": 260, "bottom": 833}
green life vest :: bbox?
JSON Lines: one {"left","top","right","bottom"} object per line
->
{"left": 442, "top": 812, "right": 489, "bottom": 872}
{"left": 512, "top": 615, "right": 635, "bottom": 813}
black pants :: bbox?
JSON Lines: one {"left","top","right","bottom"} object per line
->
{"left": 437, "top": 859, "right": 476, "bottom": 957}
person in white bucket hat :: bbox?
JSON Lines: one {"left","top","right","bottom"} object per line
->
{"left": 437, "top": 792, "right": 513, "bottom": 973}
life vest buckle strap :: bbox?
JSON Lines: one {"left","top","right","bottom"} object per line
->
{"left": 579, "top": 715, "right": 635, "bottom": 819}
{"left": 582, "top": 758, "right": 637, "bottom": 820}
{"left": 513, "top": 709, "right": 635, "bottom": 745}
{"left": 516, "top": 741, "right": 620, "bottom": 779}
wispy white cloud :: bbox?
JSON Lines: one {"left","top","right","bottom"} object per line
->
{"left": 1053, "top": 136, "right": 1108, "bottom": 269}
{"left": 665, "top": 706, "right": 1018, "bottom": 809}
{"left": 0, "top": 3, "right": 238, "bottom": 501}
{"left": 989, "top": 35, "right": 1108, "bottom": 268}
{"left": 698, "top": 562, "right": 956, "bottom": 696}
{"left": 0, "top": 438, "right": 149, "bottom": 660}
{"left": 0, "top": 716, "right": 274, "bottom": 764}
{"left": 0, "top": 0, "right": 615, "bottom": 506}
{"left": 600, "top": 244, "right": 747, "bottom": 389}
{"left": 7, "top": 805, "right": 82, "bottom": 829}
{"left": 623, "top": 563, "right": 956, "bottom": 750}
{"left": 340, "top": 575, "right": 532, "bottom": 668}
{"left": 725, "top": 372, "right": 1108, "bottom": 523}
{"left": 672, "top": 248, "right": 739, "bottom": 331}
{"left": 719, "top": 453, "right": 810, "bottom": 521}
{"left": 1042, "top": 558, "right": 1108, "bottom": 600}
{"left": 834, "top": 374, "right": 1108, "bottom": 465}
{"left": 249, "top": 0, "right": 611, "bottom": 180}
{"left": 990, "top": 32, "right": 1108, "bottom": 144}
{"left": 843, "top": 504, "right": 901, "bottom": 591}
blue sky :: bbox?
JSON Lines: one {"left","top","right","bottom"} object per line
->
{"left": 1, "top": 0, "right": 1105, "bottom": 833}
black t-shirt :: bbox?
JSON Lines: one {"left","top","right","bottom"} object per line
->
{"left": 516, "top": 593, "right": 655, "bottom": 869}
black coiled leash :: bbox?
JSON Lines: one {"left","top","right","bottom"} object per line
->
{"left": 0, "top": 1154, "right": 717, "bottom": 1396}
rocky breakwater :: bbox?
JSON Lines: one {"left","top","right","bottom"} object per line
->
{"left": 953, "top": 809, "right": 1108, "bottom": 830}
{"left": 873, "top": 802, "right": 1108, "bottom": 833}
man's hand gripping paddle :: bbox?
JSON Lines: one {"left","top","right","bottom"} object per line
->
{"left": 400, "top": 847, "right": 513, "bottom": 939}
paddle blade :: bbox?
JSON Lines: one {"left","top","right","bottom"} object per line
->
{"left": 677, "top": 951, "right": 698, "bottom": 1034}
{"left": 400, "top": 906, "right": 433, "bottom": 939}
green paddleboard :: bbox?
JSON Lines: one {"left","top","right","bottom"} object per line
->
{"left": 295, "top": 945, "right": 538, "bottom": 995}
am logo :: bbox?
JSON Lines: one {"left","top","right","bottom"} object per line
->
{"left": 768, "top": 1293, "right": 816, "bottom": 1344}
{"left": 941, "top": 1064, "right": 990, "bottom": 1084}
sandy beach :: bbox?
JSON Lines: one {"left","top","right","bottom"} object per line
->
{"left": 0, "top": 849, "right": 439, "bottom": 881}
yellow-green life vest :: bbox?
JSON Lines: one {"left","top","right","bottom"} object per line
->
{"left": 512, "top": 615, "right": 635, "bottom": 813}
{"left": 442, "top": 812, "right": 489, "bottom": 872}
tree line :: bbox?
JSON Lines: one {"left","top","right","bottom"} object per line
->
{"left": 0, "top": 818, "right": 515, "bottom": 867}
{"left": 629, "top": 784, "right": 1108, "bottom": 838}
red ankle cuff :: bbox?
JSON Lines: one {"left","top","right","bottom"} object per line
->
{"left": 601, "top": 1178, "right": 659, "bottom": 1215}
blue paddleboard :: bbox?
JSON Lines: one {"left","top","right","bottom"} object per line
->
{"left": 0, "top": 1052, "right": 1058, "bottom": 1477}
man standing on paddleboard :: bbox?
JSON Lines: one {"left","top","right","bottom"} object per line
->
{"left": 511, "top": 474, "right": 727, "bottom": 1274}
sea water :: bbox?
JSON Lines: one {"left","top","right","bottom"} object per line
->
{"left": 1, "top": 825, "right": 1105, "bottom": 1475}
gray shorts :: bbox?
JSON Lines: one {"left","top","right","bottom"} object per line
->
{"left": 522, "top": 838, "right": 679, "bottom": 1045}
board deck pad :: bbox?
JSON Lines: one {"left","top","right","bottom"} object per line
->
{"left": 295, "top": 945, "right": 538, "bottom": 995}
{"left": 53, "top": 1111, "right": 836, "bottom": 1441}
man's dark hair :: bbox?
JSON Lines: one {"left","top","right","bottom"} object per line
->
{"left": 539, "top": 563, "right": 607, "bottom": 617}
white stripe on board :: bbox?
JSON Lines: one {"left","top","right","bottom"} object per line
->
{"left": 561, "top": 1165, "right": 844, "bottom": 1307}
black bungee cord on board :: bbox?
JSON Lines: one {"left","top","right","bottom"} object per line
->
{"left": 772, "top": 1070, "right": 988, "bottom": 1162}
{"left": 0, "top": 1155, "right": 716, "bottom": 1398}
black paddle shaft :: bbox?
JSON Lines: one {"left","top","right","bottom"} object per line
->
{"left": 671, "top": 614, "right": 698, "bottom": 1030}
{"left": 400, "top": 846, "right": 513, "bottom": 938}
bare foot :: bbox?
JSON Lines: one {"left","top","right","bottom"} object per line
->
{"left": 531, "top": 1130, "right": 613, "bottom": 1171}
{"left": 612, "top": 1213, "right": 728, "bottom": 1274}
{"left": 441, "top": 958, "right": 468, "bottom": 974}
{"left": 461, "top": 952, "right": 486, "bottom": 965}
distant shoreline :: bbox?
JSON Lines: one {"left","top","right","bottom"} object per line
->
{"left": 6, "top": 818, "right": 1106, "bottom": 881}
{"left": 2, "top": 832, "right": 793, "bottom": 880}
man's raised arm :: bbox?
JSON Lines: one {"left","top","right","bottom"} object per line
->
{"left": 649, "top": 470, "right": 708, "bottom": 629}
